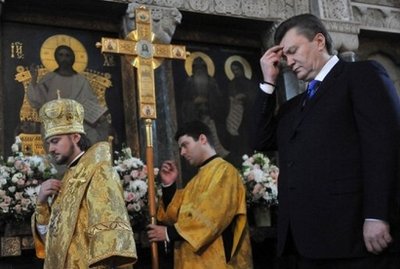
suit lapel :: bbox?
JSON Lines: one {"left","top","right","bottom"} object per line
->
{"left": 290, "top": 60, "right": 346, "bottom": 136}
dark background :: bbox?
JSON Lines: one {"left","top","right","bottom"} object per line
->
{"left": 1, "top": 22, "right": 126, "bottom": 156}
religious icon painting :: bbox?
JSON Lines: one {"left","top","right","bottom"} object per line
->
{"left": 172, "top": 43, "right": 262, "bottom": 169}
{"left": 2, "top": 22, "right": 126, "bottom": 156}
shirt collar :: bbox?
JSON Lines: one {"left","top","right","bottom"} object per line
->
{"left": 314, "top": 55, "right": 339, "bottom": 82}
{"left": 68, "top": 151, "right": 85, "bottom": 168}
{"left": 199, "top": 154, "right": 219, "bottom": 168}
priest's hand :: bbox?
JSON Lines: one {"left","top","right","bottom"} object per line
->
{"left": 363, "top": 219, "right": 392, "bottom": 254}
{"left": 147, "top": 224, "right": 167, "bottom": 242}
{"left": 37, "top": 179, "right": 62, "bottom": 204}
{"left": 160, "top": 160, "right": 178, "bottom": 186}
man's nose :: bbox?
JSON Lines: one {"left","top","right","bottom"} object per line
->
{"left": 48, "top": 144, "right": 55, "bottom": 153}
{"left": 286, "top": 56, "right": 295, "bottom": 67}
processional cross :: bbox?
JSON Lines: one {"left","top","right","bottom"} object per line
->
{"left": 96, "top": 6, "right": 187, "bottom": 269}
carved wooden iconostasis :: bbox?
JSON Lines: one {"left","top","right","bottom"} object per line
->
{"left": 1, "top": 22, "right": 125, "bottom": 156}
{"left": 171, "top": 12, "right": 272, "bottom": 181}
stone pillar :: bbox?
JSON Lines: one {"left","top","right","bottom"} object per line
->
{"left": 339, "top": 51, "right": 357, "bottom": 62}
{"left": 311, "top": 0, "right": 360, "bottom": 61}
{"left": 281, "top": 66, "right": 303, "bottom": 100}
{"left": 123, "top": 3, "right": 182, "bottom": 44}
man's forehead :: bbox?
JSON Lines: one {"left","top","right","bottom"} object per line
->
{"left": 177, "top": 135, "right": 194, "bottom": 145}
{"left": 280, "top": 29, "right": 308, "bottom": 53}
{"left": 46, "top": 134, "right": 67, "bottom": 143}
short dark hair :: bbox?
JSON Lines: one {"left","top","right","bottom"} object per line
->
{"left": 77, "top": 133, "right": 92, "bottom": 151}
{"left": 274, "top": 14, "right": 334, "bottom": 55}
{"left": 174, "top": 120, "right": 214, "bottom": 147}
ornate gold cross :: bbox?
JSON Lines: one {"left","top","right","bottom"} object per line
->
{"left": 96, "top": 6, "right": 187, "bottom": 269}
{"left": 96, "top": 6, "right": 186, "bottom": 119}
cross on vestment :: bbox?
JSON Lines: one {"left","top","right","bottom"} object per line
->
{"left": 96, "top": 6, "right": 187, "bottom": 269}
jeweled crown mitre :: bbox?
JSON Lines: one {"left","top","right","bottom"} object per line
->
{"left": 39, "top": 92, "right": 85, "bottom": 139}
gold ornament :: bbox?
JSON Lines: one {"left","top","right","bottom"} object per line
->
{"left": 39, "top": 93, "right": 85, "bottom": 139}
{"left": 40, "top": 34, "right": 88, "bottom": 72}
{"left": 184, "top": 51, "right": 215, "bottom": 77}
{"left": 224, "top": 55, "right": 252, "bottom": 80}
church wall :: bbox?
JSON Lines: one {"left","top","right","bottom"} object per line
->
{"left": 0, "top": 0, "right": 399, "bottom": 268}
{"left": 0, "top": 0, "right": 399, "bottom": 160}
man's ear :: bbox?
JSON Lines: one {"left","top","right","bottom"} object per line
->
{"left": 198, "top": 134, "right": 208, "bottom": 145}
{"left": 71, "top": 133, "right": 81, "bottom": 144}
{"left": 314, "top": 33, "right": 326, "bottom": 51}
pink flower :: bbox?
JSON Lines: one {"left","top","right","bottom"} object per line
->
{"left": 138, "top": 170, "right": 147, "bottom": 179}
{"left": 247, "top": 171, "right": 255, "bottom": 181}
{"left": 3, "top": 196, "right": 12, "bottom": 204}
{"left": 125, "top": 192, "right": 136, "bottom": 203}
{"left": 14, "top": 160, "right": 23, "bottom": 170}
{"left": 20, "top": 198, "right": 31, "bottom": 207}
{"left": 252, "top": 183, "right": 265, "bottom": 195}
{"left": 126, "top": 203, "right": 135, "bottom": 212}
{"left": 15, "top": 192, "right": 24, "bottom": 200}
{"left": 130, "top": 170, "right": 140, "bottom": 179}
{"left": 252, "top": 183, "right": 266, "bottom": 200}
{"left": 14, "top": 204, "right": 22, "bottom": 214}
{"left": 0, "top": 202, "right": 10, "bottom": 212}
{"left": 17, "top": 178, "right": 25, "bottom": 187}
{"left": 269, "top": 166, "right": 279, "bottom": 182}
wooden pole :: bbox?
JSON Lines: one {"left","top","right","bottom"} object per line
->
{"left": 97, "top": 7, "right": 187, "bottom": 268}
{"left": 145, "top": 119, "right": 158, "bottom": 269}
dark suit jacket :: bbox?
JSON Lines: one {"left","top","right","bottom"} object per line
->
{"left": 252, "top": 60, "right": 400, "bottom": 259}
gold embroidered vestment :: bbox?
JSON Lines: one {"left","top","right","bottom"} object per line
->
{"left": 32, "top": 142, "right": 137, "bottom": 268}
{"left": 158, "top": 157, "right": 253, "bottom": 269}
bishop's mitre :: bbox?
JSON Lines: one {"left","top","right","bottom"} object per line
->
{"left": 39, "top": 94, "right": 86, "bottom": 139}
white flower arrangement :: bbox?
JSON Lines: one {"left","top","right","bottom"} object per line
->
{"left": 113, "top": 146, "right": 160, "bottom": 232}
{"left": 241, "top": 152, "right": 279, "bottom": 207}
{"left": 0, "top": 136, "right": 57, "bottom": 222}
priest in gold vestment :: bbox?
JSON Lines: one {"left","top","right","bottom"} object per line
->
{"left": 148, "top": 120, "right": 253, "bottom": 269}
{"left": 31, "top": 97, "right": 137, "bottom": 268}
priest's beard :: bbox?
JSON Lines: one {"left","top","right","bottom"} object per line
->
{"left": 54, "top": 143, "right": 75, "bottom": 165}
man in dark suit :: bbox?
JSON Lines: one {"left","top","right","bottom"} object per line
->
{"left": 252, "top": 13, "right": 400, "bottom": 269}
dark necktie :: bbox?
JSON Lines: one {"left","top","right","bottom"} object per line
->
{"left": 306, "top": 80, "right": 321, "bottom": 99}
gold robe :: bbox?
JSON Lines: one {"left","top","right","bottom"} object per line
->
{"left": 32, "top": 142, "right": 137, "bottom": 268}
{"left": 158, "top": 157, "right": 253, "bottom": 269}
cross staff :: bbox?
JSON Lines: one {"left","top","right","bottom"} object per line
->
{"left": 96, "top": 6, "right": 187, "bottom": 269}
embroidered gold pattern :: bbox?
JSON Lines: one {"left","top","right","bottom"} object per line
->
{"left": 87, "top": 218, "right": 132, "bottom": 238}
